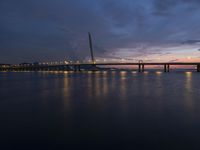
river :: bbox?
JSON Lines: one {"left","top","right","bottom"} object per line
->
{"left": 0, "top": 71, "right": 200, "bottom": 149}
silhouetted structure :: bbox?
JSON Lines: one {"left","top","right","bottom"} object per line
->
{"left": 0, "top": 62, "right": 200, "bottom": 72}
{"left": 0, "top": 34, "right": 200, "bottom": 72}
{"left": 88, "top": 32, "right": 95, "bottom": 64}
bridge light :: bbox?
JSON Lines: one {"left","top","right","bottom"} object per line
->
{"left": 185, "top": 72, "right": 192, "bottom": 77}
{"left": 156, "top": 71, "right": 162, "bottom": 75}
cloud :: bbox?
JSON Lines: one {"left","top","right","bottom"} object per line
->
{"left": 152, "top": 0, "right": 200, "bottom": 16}
{"left": 182, "top": 40, "right": 200, "bottom": 44}
{"left": 0, "top": 0, "right": 200, "bottom": 63}
{"left": 169, "top": 59, "right": 179, "bottom": 62}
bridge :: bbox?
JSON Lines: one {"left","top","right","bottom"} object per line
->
{"left": 1, "top": 62, "right": 200, "bottom": 72}
{"left": 0, "top": 33, "right": 200, "bottom": 72}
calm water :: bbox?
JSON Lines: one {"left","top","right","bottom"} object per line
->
{"left": 0, "top": 71, "right": 200, "bottom": 150}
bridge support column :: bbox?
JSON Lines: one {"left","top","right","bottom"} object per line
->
{"left": 164, "top": 65, "right": 167, "bottom": 72}
{"left": 197, "top": 65, "right": 200, "bottom": 72}
{"left": 74, "top": 65, "right": 77, "bottom": 72}
{"left": 164, "top": 64, "right": 170, "bottom": 72}
{"left": 142, "top": 64, "right": 144, "bottom": 72}
{"left": 167, "top": 64, "right": 170, "bottom": 72}
{"left": 74, "top": 65, "right": 81, "bottom": 72}
{"left": 138, "top": 64, "right": 141, "bottom": 72}
{"left": 78, "top": 65, "right": 81, "bottom": 71}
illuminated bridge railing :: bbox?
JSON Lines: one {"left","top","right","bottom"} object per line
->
{"left": 0, "top": 62, "right": 200, "bottom": 72}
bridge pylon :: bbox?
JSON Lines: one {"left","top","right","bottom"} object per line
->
{"left": 88, "top": 32, "right": 95, "bottom": 64}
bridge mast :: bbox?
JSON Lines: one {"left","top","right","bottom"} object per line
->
{"left": 88, "top": 32, "right": 95, "bottom": 64}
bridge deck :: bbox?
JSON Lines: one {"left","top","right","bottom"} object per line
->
{"left": 74, "top": 62, "right": 200, "bottom": 66}
{"left": 1, "top": 62, "right": 200, "bottom": 72}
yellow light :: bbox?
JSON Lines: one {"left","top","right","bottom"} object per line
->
{"left": 156, "top": 71, "right": 162, "bottom": 75}
{"left": 120, "top": 71, "right": 127, "bottom": 74}
{"left": 103, "top": 71, "right": 107, "bottom": 74}
{"left": 185, "top": 71, "right": 192, "bottom": 75}
{"left": 64, "top": 71, "right": 68, "bottom": 74}
{"left": 132, "top": 71, "right": 137, "bottom": 74}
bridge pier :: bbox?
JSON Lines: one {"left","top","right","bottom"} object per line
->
{"left": 164, "top": 64, "right": 170, "bottom": 72}
{"left": 138, "top": 64, "right": 141, "bottom": 72}
{"left": 138, "top": 64, "right": 145, "bottom": 72}
{"left": 74, "top": 65, "right": 81, "bottom": 71}
{"left": 142, "top": 64, "right": 144, "bottom": 72}
{"left": 164, "top": 65, "right": 167, "bottom": 72}
{"left": 74, "top": 65, "right": 77, "bottom": 71}
{"left": 78, "top": 65, "right": 81, "bottom": 71}
{"left": 167, "top": 64, "right": 170, "bottom": 72}
{"left": 197, "top": 65, "right": 200, "bottom": 72}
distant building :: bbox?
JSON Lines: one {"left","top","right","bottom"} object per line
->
{"left": 19, "top": 62, "right": 33, "bottom": 66}
{"left": 0, "top": 64, "right": 11, "bottom": 68}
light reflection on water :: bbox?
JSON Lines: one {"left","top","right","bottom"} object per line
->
{"left": 184, "top": 72, "right": 194, "bottom": 112}
{"left": 0, "top": 71, "right": 200, "bottom": 149}
{"left": 63, "top": 73, "right": 71, "bottom": 110}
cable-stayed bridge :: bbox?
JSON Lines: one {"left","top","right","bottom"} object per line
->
{"left": 0, "top": 33, "right": 200, "bottom": 72}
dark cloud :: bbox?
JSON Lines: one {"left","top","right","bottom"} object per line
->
{"left": 153, "top": 0, "right": 178, "bottom": 16}
{"left": 182, "top": 40, "right": 200, "bottom": 44}
{"left": 0, "top": 0, "right": 200, "bottom": 63}
{"left": 153, "top": 0, "right": 200, "bottom": 16}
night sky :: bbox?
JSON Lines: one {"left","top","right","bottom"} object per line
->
{"left": 1, "top": 0, "right": 200, "bottom": 64}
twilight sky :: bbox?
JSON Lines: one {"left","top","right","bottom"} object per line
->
{"left": 1, "top": 0, "right": 200, "bottom": 63}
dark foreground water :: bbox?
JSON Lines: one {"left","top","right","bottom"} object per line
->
{"left": 0, "top": 71, "right": 200, "bottom": 150}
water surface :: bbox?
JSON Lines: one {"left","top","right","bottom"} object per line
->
{"left": 0, "top": 71, "right": 200, "bottom": 149}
